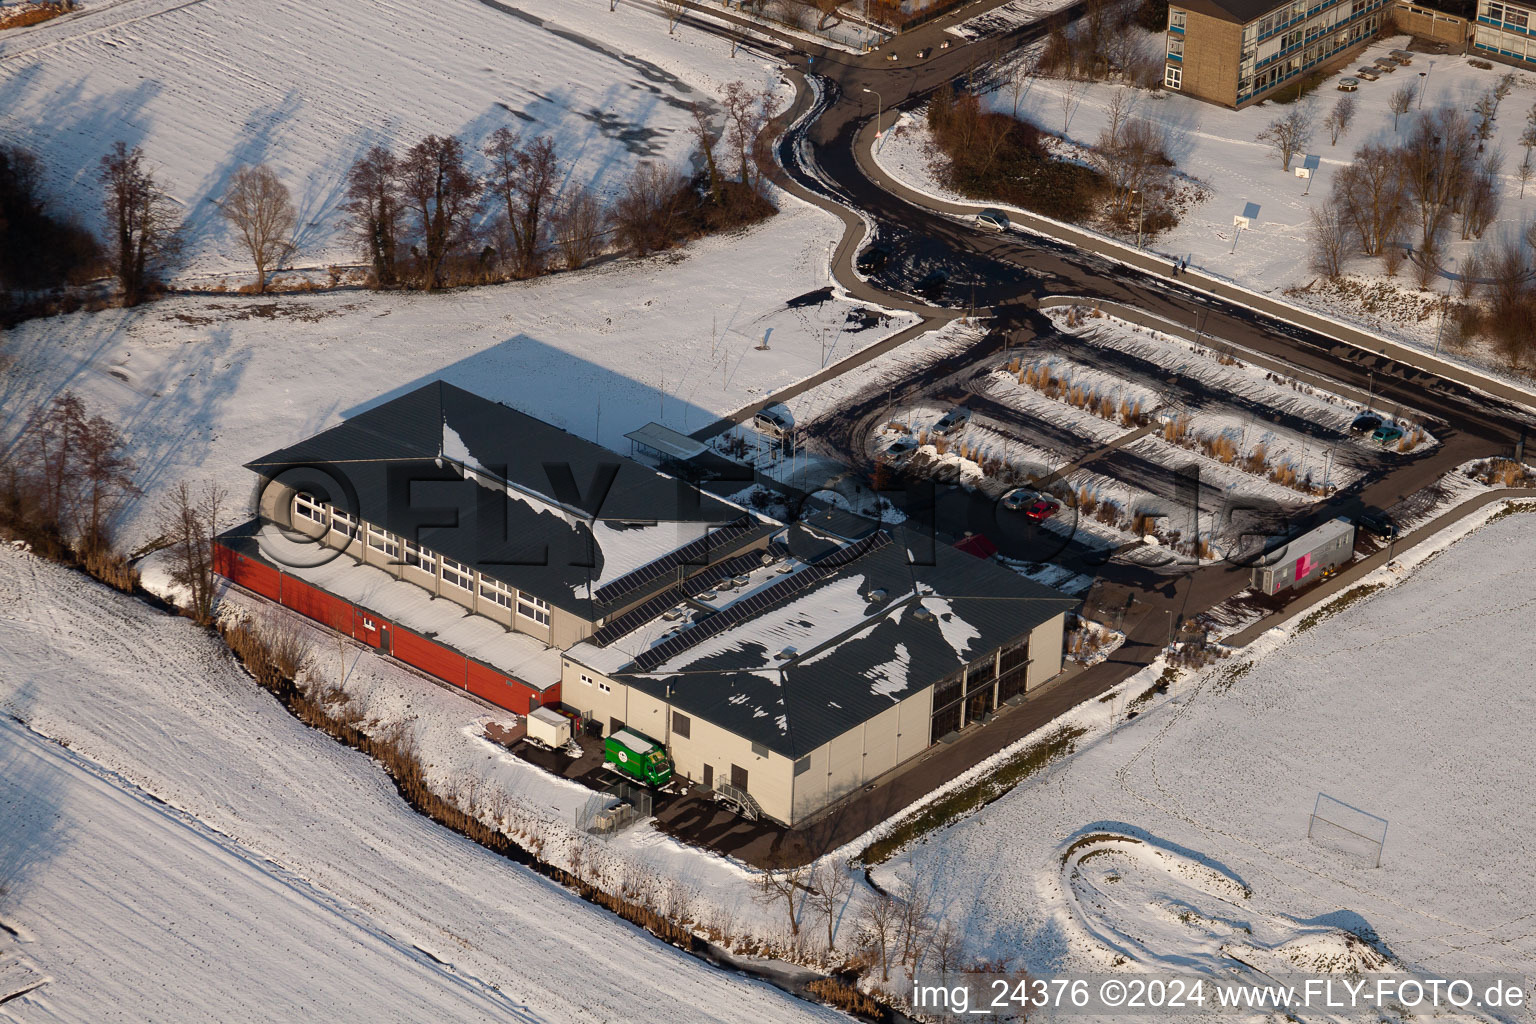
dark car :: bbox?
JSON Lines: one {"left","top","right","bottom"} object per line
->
{"left": 1349, "top": 412, "right": 1383, "bottom": 435}
{"left": 856, "top": 246, "right": 890, "bottom": 274}
{"left": 915, "top": 47, "right": 932, "bottom": 58}
{"left": 1357, "top": 510, "right": 1397, "bottom": 540}
{"left": 886, "top": 436, "right": 918, "bottom": 456}
{"left": 915, "top": 271, "right": 948, "bottom": 300}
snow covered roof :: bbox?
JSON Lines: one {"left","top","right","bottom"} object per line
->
{"left": 568, "top": 522, "right": 1078, "bottom": 758}
{"left": 624, "top": 422, "right": 706, "bottom": 461}
{"left": 244, "top": 382, "right": 776, "bottom": 621}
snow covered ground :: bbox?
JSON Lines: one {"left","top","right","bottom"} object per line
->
{"left": 0, "top": 543, "right": 850, "bottom": 1022}
{"left": 0, "top": 0, "right": 782, "bottom": 277}
{"left": 874, "top": 36, "right": 1536, "bottom": 382}
{"left": 871, "top": 503, "right": 1536, "bottom": 1018}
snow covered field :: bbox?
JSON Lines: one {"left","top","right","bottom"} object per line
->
{"left": 0, "top": 196, "right": 913, "bottom": 543}
{"left": 0, "top": 544, "right": 849, "bottom": 1023}
{"left": 873, "top": 504, "right": 1536, "bottom": 1017}
{"left": 874, "top": 37, "right": 1536, "bottom": 379}
{"left": 0, "top": 0, "right": 780, "bottom": 276}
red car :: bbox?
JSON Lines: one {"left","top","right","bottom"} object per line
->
{"left": 1025, "top": 497, "right": 1060, "bottom": 521}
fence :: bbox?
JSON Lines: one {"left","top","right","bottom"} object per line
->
{"left": 575, "top": 779, "right": 654, "bottom": 837}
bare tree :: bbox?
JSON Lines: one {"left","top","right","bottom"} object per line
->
{"left": 894, "top": 871, "right": 935, "bottom": 972}
{"left": 342, "top": 145, "right": 402, "bottom": 288}
{"left": 1474, "top": 90, "right": 1498, "bottom": 142}
{"left": 1460, "top": 150, "right": 1501, "bottom": 240}
{"left": 1308, "top": 200, "right": 1349, "bottom": 280}
{"left": 1325, "top": 93, "right": 1356, "bottom": 146}
{"left": 552, "top": 185, "right": 606, "bottom": 270}
{"left": 6, "top": 393, "right": 138, "bottom": 554}
{"left": 859, "top": 888, "right": 899, "bottom": 983}
{"left": 1520, "top": 150, "right": 1534, "bottom": 200}
{"left": 1102, "top": 86, "right": 1135, "bottom": 148}
{"left": 722, "top": 81, "right": 765, "bottom": 190}
{"left": 612, "top": 162, "right": 687, "bottom": 255}
{"left": 98, "top": 141, "right": 182, "bottom": 307}
{"left": 753, "top": 859, "right": 807, "bottom": 940}
{"left": 399, "top": 134, "right": 480, "bottom": 289}
{"left": 1008, "top": 52, "right": 1042, "bottom": 118}
{"left": 484, "top": 129, "right": 561, "bottom": 278}
{"left": 931, "top": 919, "right": 967, "bottom": 975}
{"left": 806, "top": 859, "right": 856, "bottom": 952}
{"left": 1255, "top": 105, "right": 1313, "bottom": 171}
{"left": 1389, "top": 83, "right": 1416, "bottom": 131}
{"left": 1402, "top": 107, "right": 1473, "bottom": 250}
{"left": 690, "top": 102, "right": 723, "bottom": 205}
{"left": 1059, "top": 78, "right": 1084, "bottom": 135}
{"left": 218, "top": 164, "right": 295, "bottom": 293}
{"left": 1332, "top": 143, "right": 1403, "bottom": 257}
{"left": 157, "top": 479, "right": 227, "bottom": 625}
{"left": 1458, "top": 245, "right": 1485, "bottom": 301}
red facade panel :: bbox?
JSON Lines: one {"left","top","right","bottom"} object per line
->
{"left": 215, "top": 545, "right": 282, "bottom": 600}
{"left": 466, "top": 661, "right": 531, "bottom": 714}
{"left": 280, "top": 577, "right": 354, "bottom": 634}
{"left": 391, "top": 626, "right": 468, "bottom": 690}
{"left": 352, "top": 608, "right": 384, "bottom": 648}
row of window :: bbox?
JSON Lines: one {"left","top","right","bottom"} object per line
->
{"left": 1484, "top": 0, "right": 1532, "bottom": 27}
{"left": 1475, "top": 26, "right": 1536, "bottom": 57}
{"left": 295, "top": 494, "right": 550, "bottom": 627}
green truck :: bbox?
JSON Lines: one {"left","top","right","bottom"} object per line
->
{"left": 604, "top": 728, "right": 674, "bottom": 787}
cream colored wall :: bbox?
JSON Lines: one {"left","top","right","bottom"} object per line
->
{"left": 1027, "top": 613, "right": 1067, "bottom": 689}
{"left": 1179, "top": 9, "right": 1244, "bottom": 105}
{"left": 789, "top": 684, "right": 935, "bottom": 825}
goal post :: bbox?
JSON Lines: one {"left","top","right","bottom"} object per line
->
{"left": 1308, "top": 792, "right": 1388, "bottom": 868}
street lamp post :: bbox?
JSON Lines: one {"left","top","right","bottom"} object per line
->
{"left": 1417, "top": 70, "right": 1426, "bottom": 109}
{"left": 862, "top": 87, "right": 885, "bottom": 152}
{"left": 1131, "top": 188, "right": 1144, "bottom": 249}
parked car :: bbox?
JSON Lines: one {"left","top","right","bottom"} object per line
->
{"left": 932, "top": 407, "right": 970, "bottom": 434}
{"left": 887, "top": 436, "right": 917, "bottom": 456}
{"left": 1025, "top": 497, "right": 1061, "bottom": 521}
{"left": 976, "top": 208, "right": 1010, "bottom": 232}
{"left": 940, "top": 39, "right": 950, "bottom": 48}
{"left": 1372, "top": 424, "right": 1405, "bottom": 445}
{"left": 1357, "top": 509, "right": 1397, "bottom": 540}
{"left": 886, "top": 51, "right": 899, "bottom": 61}
{"left": 1349, "top": 412, "right": 1383, "bottom": 435}
{"left": 856, "top": 245, "right": 890, "bottom": 274}
{"left": 915, "top": 46, "right": 931, "bottom": 58}
{"left": 752, "top": 404, "right": 794, "bottom": 438}
{"left": 1001, "top": 488, "right": 1034, "bottom": 512}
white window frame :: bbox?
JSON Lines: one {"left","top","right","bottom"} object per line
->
{"left": 1167, "top": 36, "right": 1185, "bottom": 56}
{"left": 441, "top": 556, "right": 473, "bottom": 591}
{"left": 598, "top": 680, "right": 612, "bottom": 693}
{"left": 479, "top": 575, "right": 513, "bottom": 609}
{"left": 330, "top": 507, "right": 360, "bottom": 541}
{"left": 1170, "top": 8, "right": 1187, "bottom": 27}
{"left": 366, "top": 522, "right": 399, "bottom": 559}
{"left": 1165, "top": 63, "right": 1183, "bottom": 88}
{"left": 402, "top": 539, "right": 436, "bottom": 573}
{"left": 294, "top": 492, "right": 327, "bottom": 526}
{"left": 517, "top": 591, "right": 551, "bottom": 626}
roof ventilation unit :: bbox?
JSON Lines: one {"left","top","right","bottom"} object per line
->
{"left": 662, "top": 607, "right": 686, "bottom": 622}
{"left": 774, "top": 645, "right": 798, "bottom": 661}
{"left": 865, "top": 588, "right": 888, "bottom": 604}
{"left": 911, "top": 604, "right": 935, "bottom": 622}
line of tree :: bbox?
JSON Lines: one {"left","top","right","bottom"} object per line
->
{"left": 341, "top": 83, "right": 780, "bottom": 291}
{"left": 0, "top": 392, "right": 140, "bottom": 588}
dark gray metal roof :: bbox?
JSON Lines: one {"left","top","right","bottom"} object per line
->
{"left": 1176, "top": 0, "right": 1283, "bottom": 25}
{"left": 612, "top": 524, "right": 1078, "bottom": 758}
{"left": 244, "top": 381, "right": 775, "bottom": 620}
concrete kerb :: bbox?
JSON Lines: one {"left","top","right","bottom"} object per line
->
{"left": 1038, "top": 295, "right": 1443, "bottom": 425}
{"left": 1224, "top": 489, "right": 1535, "bottom": 648}
{"left": 852, "top": 118, "right": 1536, "bottom": 415}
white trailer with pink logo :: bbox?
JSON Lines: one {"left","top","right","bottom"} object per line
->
{"left": 1252, "top": 516, "right": 1356, "bottom": 596}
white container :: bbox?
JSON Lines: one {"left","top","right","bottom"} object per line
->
{"left": 526, "top": 706, "right": 571, "bottom": 748}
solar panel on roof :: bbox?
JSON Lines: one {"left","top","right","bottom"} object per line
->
{"left": 591, "top": 545, "right": 788, "bottom": 646}
{"left": 628, "top": 531, "right": 893, "bottom": 673}
{"left": 593, "top": 517, "right": 759, "bottom": 604}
